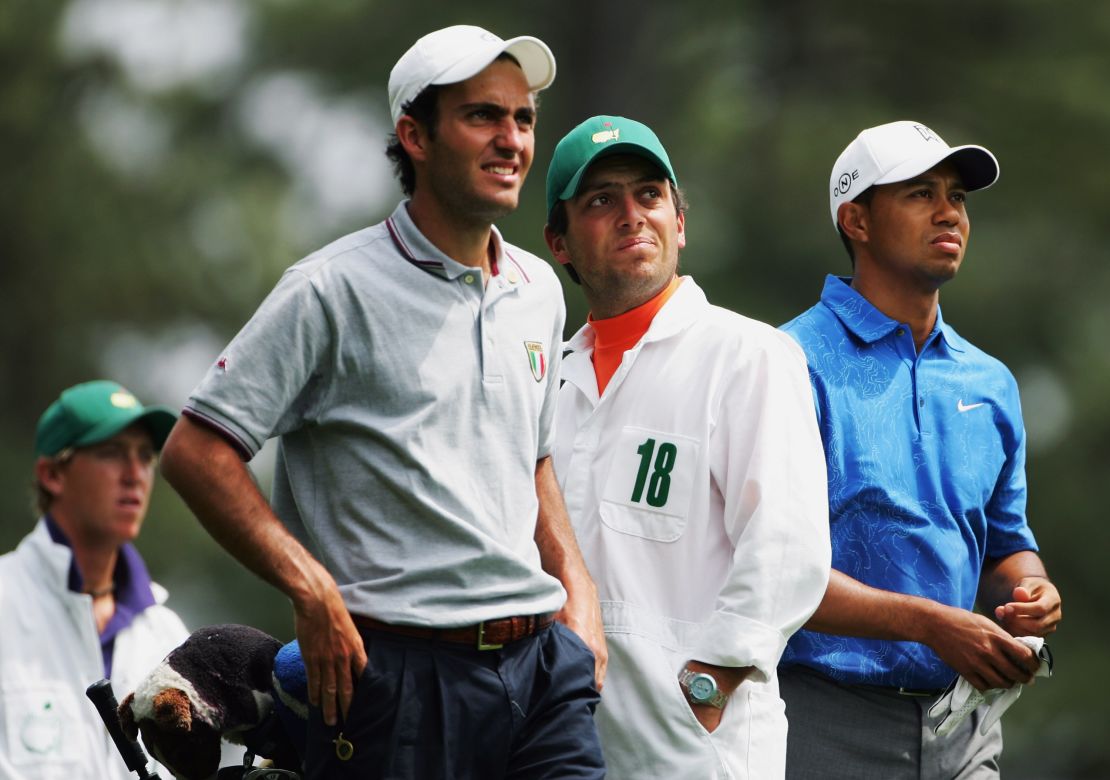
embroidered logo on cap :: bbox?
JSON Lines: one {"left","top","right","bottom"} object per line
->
{"left": 591, "top": 122, "right": 620, "bottom": 144}
{"left": 913, "top": 124, "right": 938, "bottom": 142}
{"left": 110, "top": 391, "right": 138, "bottom": 409}
{"left": 524, "top": 341, "right": 546, "bottom": 382}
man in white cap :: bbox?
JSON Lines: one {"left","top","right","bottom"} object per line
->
{"left": 160, "top": 25, "right": 606, "bottom": 779}
{"left": 777, "top": 121, "right": 1062, "bottom": 778}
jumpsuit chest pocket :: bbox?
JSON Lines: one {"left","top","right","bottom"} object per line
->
{"left": 599, "top": 426, "right": 701, "bottom": 542}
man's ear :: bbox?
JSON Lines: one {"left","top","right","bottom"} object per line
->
{"left": 838, "top": 201, "right": 869, "bottom": 244}
{"left": 543, "top": 224, "right": 572, "bottom": 267}
{"left": 675, "top": 209, "right": 686, "bottom": 251}
{"left": 396, "top": 116, "right": 431, "bottom": 163}
{"left": 35, "top": 457, "right": 63, "bottom": 502}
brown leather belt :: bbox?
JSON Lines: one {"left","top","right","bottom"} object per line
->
{"left": 351, "top": 612, "right": 555, "bottom": 651}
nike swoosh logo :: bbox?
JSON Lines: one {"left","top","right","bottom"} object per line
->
{"left": 957, "top": 400, "right": 985, "bottom": 413}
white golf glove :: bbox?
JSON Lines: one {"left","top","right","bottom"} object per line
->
{"left": 928, "top": 636, "right": 1053, "bottom": 737}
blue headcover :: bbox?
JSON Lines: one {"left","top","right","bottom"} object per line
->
{"left": 271, "top": 640, "right": 308, "bottom": 761}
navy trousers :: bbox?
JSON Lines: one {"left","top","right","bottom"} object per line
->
{"left": 305, "top": 622, "right": 605, "bottom": 779}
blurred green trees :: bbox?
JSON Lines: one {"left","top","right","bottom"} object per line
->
{"left": 3, "top": 1, "right": 1107, "bottom": 775}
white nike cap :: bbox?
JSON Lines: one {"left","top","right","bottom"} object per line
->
{"left": 388, "top": 25, "right": 556, "bottom": 126}
{"left": 829, "top": 120, "right": 999, "bottom": 229}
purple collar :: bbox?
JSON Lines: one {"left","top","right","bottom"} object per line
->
{"left": 44, "top": 515, "right": 157, "bottom": 676}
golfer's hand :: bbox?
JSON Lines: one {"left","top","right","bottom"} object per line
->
{"left": 556, "top": 589, "right": 608, "bottom": 691}
{"left": 995, "top": 578, "right": 1062, "bottom": 638}
{"left": 930, "top": 606, "right": 1039, "bottom": 691}
{"left": 294, "top": 582, "right": 367, "bottom": 726}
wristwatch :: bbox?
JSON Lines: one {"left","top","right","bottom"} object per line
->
{"left": 678, "top": 668, "right": 728, "bottom": 709}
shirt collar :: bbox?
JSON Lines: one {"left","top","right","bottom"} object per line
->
{"left": 567, "top": 275, "right": 706, "bottom": 353}
{"left": 43, "top": 514, "right": 157, "bottom": 615}
{"left": 384, "top": 200, "right": 531, "bottom": 285}
{"left": 819, "top": 274, "right": 964, "bottom": 353}
{"left": 588, "top": 276, "right": 682, "bottom": 353}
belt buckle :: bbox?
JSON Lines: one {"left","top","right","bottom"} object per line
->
{"left": 476, "top": 621, "right": 503, "bottom": 651}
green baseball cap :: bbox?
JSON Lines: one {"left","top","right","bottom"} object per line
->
{"left": 546, "top": 114, "right": 678, "bottom": 219}
{"left": 34, "top": 380, "right": 178, "bottom": 457}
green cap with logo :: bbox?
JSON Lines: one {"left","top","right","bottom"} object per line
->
{"left": 545, "top": 114, "right": 678, "bottom": 219}
{"left": 35, "top": 380, "right": 178, "bottom": 457}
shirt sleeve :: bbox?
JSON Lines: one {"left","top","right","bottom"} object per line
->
{"left": 692, "top": 331, "right": 832, "bottom": 681}
{"left": 185, "top": 268, "right": 333, "bottom": 459}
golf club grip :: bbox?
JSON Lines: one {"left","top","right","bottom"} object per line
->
{"left": 85, "top": 679, "right": 158, "bottom": 778}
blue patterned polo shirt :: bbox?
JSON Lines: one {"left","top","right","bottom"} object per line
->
{"left": 780, "top": 274, "right": 1038, "bottom": 689}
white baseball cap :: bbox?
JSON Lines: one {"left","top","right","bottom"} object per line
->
{"left": 388, "top": 25, "right": 556, "bottom": 125}
{"left": 828, "top": 120, "right": 999, "bottom": 229}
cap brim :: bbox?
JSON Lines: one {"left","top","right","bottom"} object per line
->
{"left": 503, "top": 36, "right": 556, "bottom": 91}
{"left": 431, "top": 35, "right": 555, "bottom": 93}
{"left": 557, "top": 143, "right": 675, "bottom": 204}
{"left": 875, "top": 144, "right": 999, "bottom": 192}
{"left": 946, "top": 146, "right": 1000, "bottom": 191}
{"left": 72, "top": 407, "right": 178, "bottom": 451}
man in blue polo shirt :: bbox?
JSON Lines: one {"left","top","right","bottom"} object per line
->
{"left": 778, "top": 121, "right": 1062, "bottom": 779}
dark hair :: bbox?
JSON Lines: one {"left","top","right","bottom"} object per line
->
{"left": 385, "top": 85, "right": 442, "bottom": 198}
{"left": 547, "top": 182, "right": 689, "bottom": 285}
{"left": 837, "top": 186, "right": 874, "bottom": 267}
{"left": 384, "top": 53, "right": 525, "bottom": 198}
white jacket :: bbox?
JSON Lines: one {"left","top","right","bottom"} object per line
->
{"left": 0, "top": 520, "right": 188, "bottom": 780}
{"left": 554, "top": 279, "right": 831, "bottom": 779}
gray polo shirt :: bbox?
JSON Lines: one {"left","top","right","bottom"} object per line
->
{"left": 186, "top": 201, "right": 567, "bottom": 626}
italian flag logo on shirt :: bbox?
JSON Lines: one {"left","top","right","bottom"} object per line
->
{"left": 525, "top": 341, "right": 546, "bottom": 382}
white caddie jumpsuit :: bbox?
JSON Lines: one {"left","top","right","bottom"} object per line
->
{"left": 553, "top": 279, "right": 831, "bottom": 779}
{"left": 0, "top": 521, "right": 188, "bottom": 780}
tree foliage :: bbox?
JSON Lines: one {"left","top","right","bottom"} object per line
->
{"left": 2, "top": 1, "right": 1106, "bottom": 774}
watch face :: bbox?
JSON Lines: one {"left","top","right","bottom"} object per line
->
{"left": 688, "top": 674, "right": 716, "bottom": 702}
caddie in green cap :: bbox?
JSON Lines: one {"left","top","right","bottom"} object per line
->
{"left": 0, "top": 381, "right": 190, "bottom": 777}
{"left": 544, "top": 114, "right": 680, "bottom": 288}
{"left": 543, "top": 115, "right": 831, "bottom": 779}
